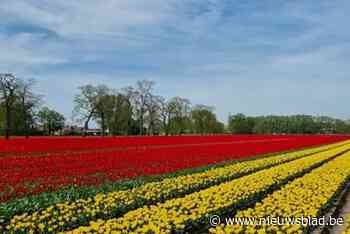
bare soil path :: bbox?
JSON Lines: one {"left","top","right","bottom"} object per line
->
{"left": 330, "top": 186, "right": 350, "bottom": 234}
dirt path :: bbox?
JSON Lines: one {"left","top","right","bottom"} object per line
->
{"left": 330, "top": 186, "right": 350, "bottom": 234}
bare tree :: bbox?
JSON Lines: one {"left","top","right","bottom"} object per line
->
{"left": 145, "top": 95, "right": 163, "bottom": 135}
{"left": 73, "top": 85, "right": 98, "bottom": 136}
{"left": 168, "top": 96, "right": 191, "bottom": 118}
{"left": 0, "top": 73, "right": 19, "bottom": 139}
{"left": 73, "top": 84, "right": 110, "bottom": 136}
{"left": 133, "top": 80, "right": 155, "bottom": 135}
{"left": 120, "top": 86, "right": 136, "bottom": 134}
{"left": 17, "top": 78, "right": 42, "bottom": 138}
{"left": 159, "top": 96, "right": 170, "bottom": 135}
{"left": 94, "top": 85, "right": 110, "bottom": 136}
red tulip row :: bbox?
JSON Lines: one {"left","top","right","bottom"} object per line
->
{"left": 0, "top": 135, "right": 284, "bottom": 155}
{"left": 1, "top": 135, "right": 346, "bottom": 156}
{"left": 0, "top": 135, "right": 348, "bottom": 202}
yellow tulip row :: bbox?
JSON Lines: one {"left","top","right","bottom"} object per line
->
{"left": 210, "top": 150, "right": 350, "bottom": 234}
{"left": 63, "top": 142, "right": 350, "bottom": 234}
{"left": 8, "top": 141, "right": 347, "bottom": 234}
{"left": 344, "top": 213, "right": 350, "bottom": 234}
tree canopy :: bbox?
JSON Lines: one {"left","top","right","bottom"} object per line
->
{"left": 228, "top": 114, "right": 350, "bottom": 134}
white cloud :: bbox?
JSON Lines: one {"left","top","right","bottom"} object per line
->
{"left": 0, "top": 33, "right": 68, "bottom": 74}
{"left": 1, "top": 0, "right": 350, "bottom": 122}
{"left": 0, "top": 0, "right": 172, "bottom": 40}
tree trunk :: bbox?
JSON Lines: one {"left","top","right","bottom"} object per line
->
{"left": 162, "top": 115, "right": 169, "bottom": 136}
{"left": 83, "top": 120, "right": 88, "bottom": 137}
{"left": 48, "top": 123, "right": 51, "bottom": 136}
{"left": 5, "top": 101, "right": 11, "bottom": 140}
{"left": 25, "top": 120, "right": 29, "bottom": 139}
{"left": 83, "top": 112, "right": 93, "bottom": 137}
{"left": 140, "top": 110, "right": 144, "bottom": 135}
{"left": 101, "top": 112, "right": 105, "bottom": 137}
{"left": 22, "top": 97, "right": 29, "bottom": 139}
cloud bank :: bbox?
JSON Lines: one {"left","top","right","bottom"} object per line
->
{"left": 1, "top": 0, "right": 350, "bottom": 122}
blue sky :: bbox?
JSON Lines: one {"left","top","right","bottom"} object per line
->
{"left": 1, "top": 0, "right": 350, "bottom": 123}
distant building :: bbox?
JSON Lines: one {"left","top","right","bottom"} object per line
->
{"left": 62, "top": 125, "right": 84, "bottom": 135}
{"left": 62, "top": 125, "right": 104, "bottom": 136}
{"left": 84, "top": 128, "right": 103, "bottom": 136}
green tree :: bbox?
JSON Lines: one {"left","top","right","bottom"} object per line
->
{"left": 166, "top": 97, "right": 192, "bottom": 135}
{"left": 228, "top": 113, "right": 255, "bottom": 134}
{"left": 133, "top": 80, "right": 155, "bottom": 135}
{"left": 191, "top": 105, "right": 220, "bottom": 134}
{"left": 105, "top": 93, "right": 134, "bottom": 135}
{"left": 37, "top": 107, "right": 65, "bottom": 135}
{"left": 0, "top": 73, "right": 19, "bottom": 139}
{"left": 145, "top": 95, "right": 163, "bottom": 135}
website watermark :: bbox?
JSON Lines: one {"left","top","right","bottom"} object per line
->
{"left": 209, "top": 215, "right": 344, "bottom": 227}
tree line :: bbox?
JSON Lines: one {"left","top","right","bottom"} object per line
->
{"left": 72, "top": 80, "right": 224, "bottom": 136}
{"left": 0, "top": 74, "right": 224, "bottom": 139}
{"left": 228, "top": 114, "right": 350, "bottom": 134}
{"left": 2, "top": 73, "right": 350, "bottom": 139}
{"left": 0, "top": 74, "right": 66, "bottom": 139}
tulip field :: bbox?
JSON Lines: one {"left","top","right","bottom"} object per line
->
{"left": 1, "top": 135, "right": 350, "bottom": 233}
